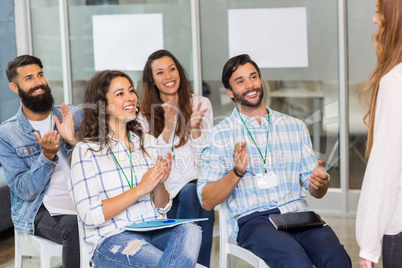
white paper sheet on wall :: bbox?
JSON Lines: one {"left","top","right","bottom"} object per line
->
{"left": 228, "top": 7, "right": 309, "bottom": 68}
{"left": 92, "top": 14, "right": 164, "bottom": 71}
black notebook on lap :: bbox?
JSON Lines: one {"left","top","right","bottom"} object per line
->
{"left": 268, "top": 211, "right": 325, "bottom": 231}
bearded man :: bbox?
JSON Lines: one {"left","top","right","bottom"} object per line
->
{"left": 0, "top": 55, "right": 82, "bottom": 268}
{"left": 197, "top": 54, "right": 351, "bottom": 268}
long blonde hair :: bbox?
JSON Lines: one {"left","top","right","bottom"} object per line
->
{"left": 359, "top": 0, "right": 402, "bottom": 157}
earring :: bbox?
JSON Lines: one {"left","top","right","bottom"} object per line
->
{"left": 136, "top": 104, "right": 140, "bottom": 115}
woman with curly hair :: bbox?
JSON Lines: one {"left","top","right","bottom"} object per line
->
{"left": 356, "top": 0, "right": 402, "bottom": 267}
{"left": 138, "top": 50, "right": 215, "bottom": 267}
{"left": 69, "top": 70, "right": 201, "bottom": 267}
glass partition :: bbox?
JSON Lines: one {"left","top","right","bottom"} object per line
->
{"left": 31, "top": 0, "right": 194, "bottom": 105}
{"left": 200, "top": 0, "right": 341, "bottom": 187}
{"left": 0, "top": 1, "right": 18, "bottom": 123}
{"left": 67, "top": 0, "right": 194, "bottom": 104}
{"left": 347, "top": 0, "right": 376, "bottom": 189}
{"left": 30, "top": 0, "right": 64, "bottom": 104}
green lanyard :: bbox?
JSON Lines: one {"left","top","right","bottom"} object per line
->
{"left": 109, "top": 131, "right": 134, "bottom": 188}
{"left": 171, "top": 123, "right": 177, "bottom": 160}
{"left": 237, "top": 108, "right": 270, "bottom": 174}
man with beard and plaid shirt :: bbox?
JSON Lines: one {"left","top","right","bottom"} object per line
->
{"left": 0, "top": 55, "right": 82, "bottom": 268}
{"left": 197, "top": 54, "right": 351, "bottom": 267}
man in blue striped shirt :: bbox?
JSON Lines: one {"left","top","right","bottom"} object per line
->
{"left": 197, "top": 54, "right": 351, "bottom": 267}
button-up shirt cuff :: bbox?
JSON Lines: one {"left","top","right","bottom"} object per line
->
{"left": 359, "top": 250, "right": 380, "bottom": 264}
{"left": 152, "top": 195, "right": 172, "bottom": 215}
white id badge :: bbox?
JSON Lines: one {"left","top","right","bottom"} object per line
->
{"left": 256, "top": 173, "right": 270, "bottom": 189}
{"left": 264, "top": 171, "right": 278, "bottom": 188}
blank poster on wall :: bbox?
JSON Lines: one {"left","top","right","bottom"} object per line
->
{"left": 228, "top": 7, "right": 308, "bottom": 68}
{"left": 93, "top": 14, "right": 164, "bottom": 71}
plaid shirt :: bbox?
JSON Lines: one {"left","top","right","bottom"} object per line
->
{"left": 197, "top": 107, "right": 317, "bottom": 240}
{"left": 69, "top": 132, "right": 171, "bottom": 254}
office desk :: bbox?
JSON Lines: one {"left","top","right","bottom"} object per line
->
{"left": 268, "top": 86, "right": 324, "bottom": 154}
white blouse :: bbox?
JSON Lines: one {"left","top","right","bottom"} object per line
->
{"left": 356, "top": 62, "right": 402, "bottom": 263}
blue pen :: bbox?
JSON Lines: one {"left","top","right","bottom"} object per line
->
{"left": 148, "top": 219, "right": 175, "bottom": 223}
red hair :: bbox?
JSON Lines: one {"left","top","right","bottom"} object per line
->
{"left": 359, "top": 0, "right": 402, "bottom": 157}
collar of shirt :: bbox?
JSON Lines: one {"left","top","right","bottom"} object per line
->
{"left": 231, "top": 106, "right": 274, "bottom": 124}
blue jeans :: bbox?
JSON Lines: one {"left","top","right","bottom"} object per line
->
{"left": 236, "top": 211, "right": 351, "bottom": 268}
{"left": 383, "top": 232, "right": 402, "bottom": 268}
{"left": 34, "top": 205, "right": 80, "bottom": 268}
{"left": 167, "top": 181, "right": 215, "bottom": 267}
{"left": 92, "top": 223, "right": 201, "bottom": 268}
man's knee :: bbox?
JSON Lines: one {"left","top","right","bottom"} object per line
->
{"left": 61, "top": 216, "right": 79, "bottom": 242}
{"left": 271, "top": 253, "right": 312, "bottom": 268}
{"left": 316, "top": 246, "right": 351, "bottom": 268}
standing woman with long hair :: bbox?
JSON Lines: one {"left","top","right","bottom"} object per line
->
{"left": 138, "top": 50, "right": 215, "bottom": 267}
{"left": 356, "top": 0, "right": 402, "bottom": 267}
{"left": 69, "top": 70, "right": 201, "bottom": 267}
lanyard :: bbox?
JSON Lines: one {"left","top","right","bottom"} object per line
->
{"left": 171, "top": 123, "right": 177, "bottom": 160}
{"left": 49, "top": 111, "right": 53, "bottom": 130}
{"left": 237, "top": 108, "right": 270, "bottom": 173}
{"left": 109, "top": 131, "right": 134, "bottom": 188}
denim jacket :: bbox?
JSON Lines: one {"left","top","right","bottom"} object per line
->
{"left": 0, "top": 105, "right": 82, "bottom": 234}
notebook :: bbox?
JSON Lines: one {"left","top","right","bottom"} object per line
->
{"left": 268, "top": 211, "right": 325, "bottom": 231}
{"left": 125, "top": 218, "right": 208, "bottom": 232}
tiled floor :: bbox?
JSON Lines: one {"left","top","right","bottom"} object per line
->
{"left": 0, "top": 215, "right": 382, "bottom": 268}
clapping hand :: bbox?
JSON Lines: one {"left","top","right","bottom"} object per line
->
{"left": 35, "top": 130, "right": 60, "bottom": 160}
{"left": 162, "top": 102, "right": 177, "bottom": 131}
{"left": 138, "top": 154, "right": 171, "bottom": 195}
{"left": 190, "top": 102, "right": 208, "bottom": 139}
{"left": 190, "top": 102, "right": 208, "bottom": 130}
{"left": 160, "top": 152, "right": 173, "bottom": 183}
{"left": 233, "top": 141, "right": 248, "bottom": 176}
{"left": 54, "top": 103, "right": 77, "bottom": 146}
{"left": 161, "top": 102, "right": 178, "bottom": 143}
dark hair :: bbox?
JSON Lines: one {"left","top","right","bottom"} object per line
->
{"left": 6, "top": 55, "right": 43, "bottom": 83}
{"left": 221, "top": 54, "right": 261, "bottom": 90}
{"left": 140, "top": 49, "right": 193, "bottom": 148}
{"left": 79, "top": 70, "right": 147, "bottom": 154}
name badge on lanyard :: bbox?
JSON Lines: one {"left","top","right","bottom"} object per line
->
{"left": 238, "top": 107, "right": 276, "bottom": 190}
{"left": 256, "top": 168, "right": 278, "bottom": 189}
